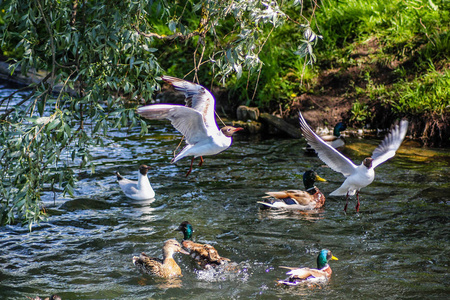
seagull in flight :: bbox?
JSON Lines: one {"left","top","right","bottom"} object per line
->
{"left": 137, "top": 76, "right": 243, "bottom": 176}
{"left": 299, "top": 112, "right": 408, "bottom": 212}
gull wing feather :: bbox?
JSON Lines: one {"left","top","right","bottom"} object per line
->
{"left": 162, "top": 76, "right": 217, "bottom": 131}
{"left": 371, "top": 120, "right": 408, "bottom": 169}
{"left": 120, "top": 182, "right": 138, "bottom": 196}
{"left": 137, "top": 104, "right": 210, "bottom": 145}
{"left": 299, "top": 112, "right": 357, "bottom": 177}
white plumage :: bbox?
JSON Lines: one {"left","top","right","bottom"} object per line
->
{"left": 137, "top": 76, "right": 243, "bottom": 176}
{"left": 299, "top": 112, "right": 408, "bottom": 212}
{"left": 116, "top": 165, "right": 155, "bottom": 200}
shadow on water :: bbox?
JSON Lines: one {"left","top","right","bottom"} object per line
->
{"left": 1, "top": 85, "right": 449, "bottom": 299}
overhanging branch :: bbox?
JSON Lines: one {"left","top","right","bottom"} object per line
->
{"left": 132, "top": 25, "right": 202, "bottom": 41}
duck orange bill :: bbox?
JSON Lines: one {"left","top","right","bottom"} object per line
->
{"left": 331, "top": 255, "right": 339, "bottom": 261}
{"left": 315, "top": 175, "right": 327, "bottom": 182}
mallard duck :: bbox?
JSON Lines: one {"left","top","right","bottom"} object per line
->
{"left": 137, "top": 76, "right": 243, "bottom": 177}
{"left": 299, "top": 112, "right": 408, "bottom": 212}
{"left": 278, "top": 249, "right": 338, "bottom": 286}
{"left": 176, "top": 221, "right": 230, "bottom": 269}
{"left": 258, "top": 170, "right": 327, "bottom": 210}
{"left": 116, "top": 165, "right": 155, "bottom": 200}
{"left": 132, "top": 239, "right": 189, "bottom": 278}
{"left": 305, "top": 122, "right": 347, "bottom": 155}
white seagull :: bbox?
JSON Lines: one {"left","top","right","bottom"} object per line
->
{"left": 299, "top": 112, "right": 408, "bottom": 212}
{"left": 116, "top": 165, "right": 155, "bottom": 200}
{"left": 137, "top": 76, "right": 243, "bottom": 176}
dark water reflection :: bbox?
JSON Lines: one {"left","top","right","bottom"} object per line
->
{"left": 1, "top": 85, "right": 449, "bottom": 299}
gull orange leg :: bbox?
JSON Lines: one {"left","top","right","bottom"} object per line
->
{"left": 344, "top": 192, "right": 349, "bottom": 212}
{"left": 198, "top": 156, "right": 204, "bottom": 167}
{"left": 185, "top": 157, "right": 195, "bottom": 177}
{"left": 355, "top": 191, "right": 360, "bottom": 212}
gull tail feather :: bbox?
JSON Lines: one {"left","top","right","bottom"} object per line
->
{"left": 116, "top": 172, "right": 124, "bottom": 181}
{"left": 330, "top": 186, "right": 348, "bottom": 196}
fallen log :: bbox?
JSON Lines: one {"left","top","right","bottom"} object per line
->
{"left": 259, "top": 113, "right": 302, "bottom": 138}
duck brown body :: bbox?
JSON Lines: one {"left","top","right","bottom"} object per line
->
{"left": 278, "top": 249, "right": 338, "bottom": 286}
{"left": 264, "top": 187, "right": 325, "bottom": 209}
{"left": 132, "top": 239, "right": 188, "bottom": 278}
{"left": 177, "top": 221, "right": 230, "bottom": 269}
{"left": 182, "top": 240, "right": 230, "bottom": 268}
{"left": 260, "top": 171, "right": 327, "bottom": 210}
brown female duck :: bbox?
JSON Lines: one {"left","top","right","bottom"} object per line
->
{"left": 132, "top": 239, "right": 189, "bottom": 278}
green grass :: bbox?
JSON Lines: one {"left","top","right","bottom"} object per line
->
{"left": 390, "top": 67, "right": 450, "bottom": 115}
{"left": 312, "top": 0, "right": 450, "bottom": 118}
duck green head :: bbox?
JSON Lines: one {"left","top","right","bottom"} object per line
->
{"left": 303, "top": 170, "right": 327, "bottom": 190}
{"left": 333, "top": 122, "right": 347, "bottom": 137}
{"left": 317, "top": 249, "right": 339, "bottom": 269}
{"left": 176, "top": 221, "right": 193, "bottom": 240}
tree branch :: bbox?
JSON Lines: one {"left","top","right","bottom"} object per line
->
{"left": 70, "top": 0, "right": 78, "bottom": 26}
{"left": 132, "top": 25, "right": 201, "bottom": 41}
{"left": 0, "top": 72, "right": 52, "bottom": 120}
{"left": 34, "top": 0, "right": 55, "bottom": 82}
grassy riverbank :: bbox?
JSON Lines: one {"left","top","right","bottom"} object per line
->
{"left": 307, "top": 0, "right": 450, "bottom": 146}
{"left": 156, "top": 0, "right": 450, "bottom": 146}
{"left": 1, "top": 0, "right": 448, "bottom": 146}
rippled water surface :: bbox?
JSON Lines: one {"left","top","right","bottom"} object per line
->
{"left": 1, "top": 84, "right": 449, "bottom": 299}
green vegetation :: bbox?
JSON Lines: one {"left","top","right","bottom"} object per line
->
{"left": 0, "top": 0, "right": 448, "bottom": 228}
{"left": 314, "top": 0, "right": 450, "bottom": 122}
{"left": 0, "top": 0, "right": 319, "bottom": 228}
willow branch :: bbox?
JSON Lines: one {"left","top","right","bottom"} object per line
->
{"left": 70, "top": 0, "right": 78, "bottom": 26}
{"left": 0, "top": 72, "right": 52, "bottom": 120}
{"left": 133, "top": 25, "right": 201, "bottom": 41}
{"left": 35, "top": 0, "right": 55, "bottom": 82}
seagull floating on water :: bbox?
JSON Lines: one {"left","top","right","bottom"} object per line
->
{"left": 116, "top": 165, "right": 155, "bottom": 200}
{"left": 137, "top": 76, "right": 243, "bottom": 176}
{"left": 278, "top": 249, "right": 338, "bottom": 286}
{"left": 299, "top": 112, "right": 408, "bottom": 212}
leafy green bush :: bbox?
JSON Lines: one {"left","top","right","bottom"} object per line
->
{"left": 0, "top": 0, "right": 320, "bottom": 228}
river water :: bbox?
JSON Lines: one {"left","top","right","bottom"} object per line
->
{"left": 0, "top": 84, "right": 449, "bottom": 299}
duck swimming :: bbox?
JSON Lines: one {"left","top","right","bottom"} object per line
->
{"left": 116, "top": 165, "right": 155, "bottom": 200}
{"left": 176, "top": 221, "right": 230, "bottom": 269}
{"left": 299, "top": 111, "right": 408, "bottom": 212}
{"left": 305, "top": 122, "right": 347, "bottom": 154}
{"left": 258, "top": 170, "right": 327, "bottom": 210}
{"left": 278, "top": 249, "right": 338, "bottom": 286}
{"left": 132, "top": 239, "right": 189, "bottom": 278}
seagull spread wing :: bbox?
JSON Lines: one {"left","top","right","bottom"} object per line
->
{"left": 371, "top": 120, "right": 408, "bottom": 169}
{"left": 299, "top": 112, "right": 357, "bottom": 177}
{"left": 162, "top": 76, "right": 217, "bottom": 131}
{"left": 137, "top": 104, "right": 210, "bottom": 145}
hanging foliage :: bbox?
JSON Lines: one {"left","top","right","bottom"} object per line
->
{"left": 0, "top": 0, "right": 320, "bottom": 229}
